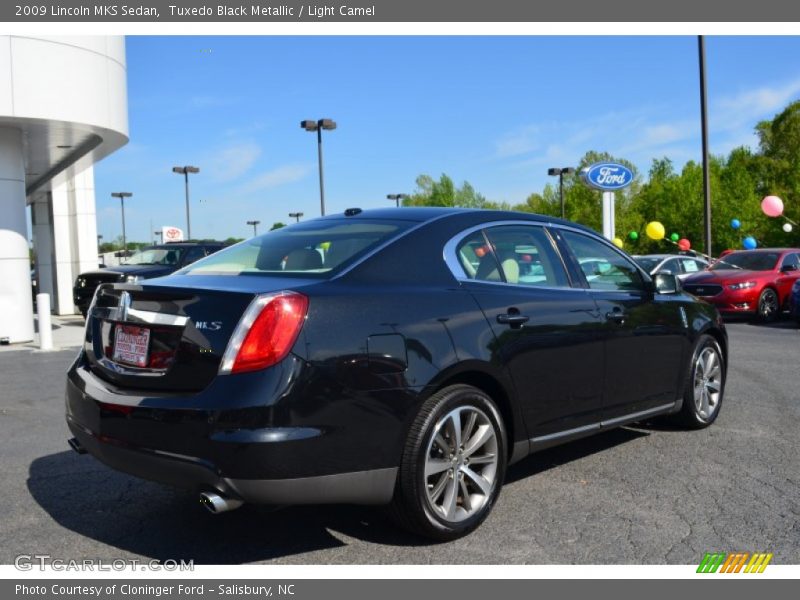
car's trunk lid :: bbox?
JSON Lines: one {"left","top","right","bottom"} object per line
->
{"left": 84, "top": 275, "right": 317, "bottom": 392}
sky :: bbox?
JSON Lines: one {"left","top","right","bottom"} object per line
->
{"left": 93, "top": 35, "right": 800, "bottom": 244}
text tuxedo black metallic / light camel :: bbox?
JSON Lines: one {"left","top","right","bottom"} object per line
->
{"left": 66, "top": 208, "right": 727, "bottom": 539}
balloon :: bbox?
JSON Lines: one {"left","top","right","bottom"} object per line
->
{"left": 670, "top": 233, "right": 680, "bottom": 242}
{"left": 677, "top": 238, "right": 691, "bottom": 251}
{"left": 628, "top": 231, "right": 639, "bottom": 241}
{"left": 743, "top": 236, "right": 758, "bottom": 250}
{"left": 761, "top": 195, "right": 784, "bottom": 217}
{"left": 612, "top": 237, "right": 624, "bottom": 249}
{"left": 783, "top": 223, "right": 794, "bottom": 233}
{"left": 645, "top": 221, "right": 665, "bottom": 241}
{"left": 730, "top": 218, "right": 741, "bottom": 230}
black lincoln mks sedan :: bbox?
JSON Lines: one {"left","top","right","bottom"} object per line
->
{"left": 66, "top": 208, "right": 727, "bottom": 539}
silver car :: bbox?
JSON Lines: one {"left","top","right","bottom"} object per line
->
{"left": 633, "top": 254, "right": 709, "bottom": 281}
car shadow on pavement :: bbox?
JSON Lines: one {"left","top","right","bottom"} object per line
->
{"left": 29, "top": 429, "right": 650, "bottom": 562}
{"left": 505, "top": 427, "right": 649, "bottom": 484}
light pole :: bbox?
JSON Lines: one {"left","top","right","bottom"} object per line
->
{"left": 289, "top": 212, "right": 304, "bottom": 223}
{"left": 301, "top": 119, "right": 337, "bottom": 216}
{"left": 387, "top": 193, "right": 408, "bottom": 207}
{"left": 547, "top": 167, "right": 575, "bottom": 219}
{"left": 172, "top": 165, "right": 200, "bottom": 239}
{"left": 698, "top": 36, "right": 712, "bottom": 258}
{"left": 154, "top": 230, "right": 162, "bottom": 245}
{"left": 246, "top": 220, "right": 260, "bottom": 236}
{"left": 110, "top": 192, "right": 132, "bottom": 254}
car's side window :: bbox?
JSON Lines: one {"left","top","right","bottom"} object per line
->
{"left": 482, "top": 225, "right": 570, "bottom": 288}
{"left": 780, "top": 253, "right": 800, "bottom": 270}
{"left": 661, "top": 258, "right": 681, "bottom": 275}
{"left": 454, "top": 225, "right": 570, "bottom": 288}
{"left": 560, "top": 230, "right": 645, "bottom": 292}
{"left": 182, "top": 246, "right": 207, "bottom": 265}
{"left": 681, "top": 258, "right": 702, "bottom": 273}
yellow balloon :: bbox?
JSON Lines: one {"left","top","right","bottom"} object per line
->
{"left": 645, "top": 221, "right": 665, "bottom": 241}
{"left": 612, "top": 237, "right": 624, "bottom": 249}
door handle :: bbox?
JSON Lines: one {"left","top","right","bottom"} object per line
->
{"left": 497, "top": 312, "right": 530, "bottom": 328}
{"left": 605, "top": 308, "right": 626, "bottom": 324}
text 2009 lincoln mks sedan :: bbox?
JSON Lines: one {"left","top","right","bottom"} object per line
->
{"left": 66, "top": 208, "right": 727, "bottom": 540}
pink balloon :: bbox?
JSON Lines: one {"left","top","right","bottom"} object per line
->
{"left": 761, "top": 195, "right": 784, "bottom": 217}
{"left": 677, "top": 238, "right": 691, "bottom": 251}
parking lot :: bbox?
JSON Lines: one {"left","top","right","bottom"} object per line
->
{"left": 1, "top": 320, "right": 798, "bottom": 565}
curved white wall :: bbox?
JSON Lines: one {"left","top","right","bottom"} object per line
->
{"left": 0, "top": 36, "right": 128, "bottom": 343}
{"left": 0, "top": 35, "right": 127, "bottom": 136}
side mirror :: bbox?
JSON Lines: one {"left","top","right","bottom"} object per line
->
{"left": 654, "top": 273, "right": 680, "bottom": 295}
{"left": 781, "top": 263, "right": 798, "bottom": 272}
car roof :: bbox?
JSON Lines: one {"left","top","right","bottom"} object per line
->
{"left": 725, "top": 248, "right": 800, "bottom": 254}
{"left": 316, "top": 207, "right": 599, "bottom": 234}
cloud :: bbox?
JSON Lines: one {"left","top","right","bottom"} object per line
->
{"left": 715, "top": 78, "right": 800, "bottom": 129}
{"left": 238, "top": 164, "right": 312, "bottom": 193}
{"left": 207, "top": 142, "right": 262, "bottom": 182}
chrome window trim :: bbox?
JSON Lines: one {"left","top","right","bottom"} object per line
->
{"left": 442, "top": 219, "right": 594, "bottom": 292}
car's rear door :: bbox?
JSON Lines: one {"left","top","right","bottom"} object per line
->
{"left": 556, "top": 229, "right": 687, "bottom": 420}
{"left": 449, "top": 223, "right": 606, "bottom": 440}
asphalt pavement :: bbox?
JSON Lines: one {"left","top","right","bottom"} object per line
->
{"left": 1, "top": 320, "right": 798, "bottom": 565}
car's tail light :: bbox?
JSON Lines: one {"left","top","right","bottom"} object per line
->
{"left": 219, "top": 291, "right": 308, "bottom": 374}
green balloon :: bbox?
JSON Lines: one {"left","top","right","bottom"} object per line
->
{"left": 670, "top": 233, "right": 680, "bottom": 242}
{"left": 628, "top": 231, "right": 639, "bottom": 241}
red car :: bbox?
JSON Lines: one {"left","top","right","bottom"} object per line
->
{"left": 682, "top": 248, "right": 800, "bottom": 321}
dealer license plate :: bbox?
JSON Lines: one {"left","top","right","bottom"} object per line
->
{"left": 112, "top": 325, "right": 151, "bottom": 368}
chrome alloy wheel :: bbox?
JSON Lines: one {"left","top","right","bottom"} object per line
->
{"left": 759, "top": 289, "right": 779, "bottom": 320}
{"left": 423, "top": 406, "right": 499, "bottom": 523}
{"left": 693, "top": 346, "right": 722, "bottom": 420}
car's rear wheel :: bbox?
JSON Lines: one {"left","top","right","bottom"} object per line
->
{"left": 390, "top": 384, "right": 507, "bottom": 540}
{"left": 756, "top": 288, "right": 779, "bottom": 322}
{"left": 675, "top": 334, "right": 725, "bottom": 429}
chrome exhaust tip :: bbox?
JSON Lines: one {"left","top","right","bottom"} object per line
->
{"left": 68, "top": 437, "right": 87, "bottom": 455}
{"left": 199, "top": 491, "right": 243, "bottom": 514}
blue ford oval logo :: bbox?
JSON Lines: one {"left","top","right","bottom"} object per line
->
{"left": 581, "top": 162, "right": 634, "bottom": 191}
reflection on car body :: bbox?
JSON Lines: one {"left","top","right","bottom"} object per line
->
{"left": 66, "top": 208, "right": 727, "bottom": 540}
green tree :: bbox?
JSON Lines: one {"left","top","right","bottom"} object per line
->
{"left": 269, "top": 222, "right": 286, "bottom": 231}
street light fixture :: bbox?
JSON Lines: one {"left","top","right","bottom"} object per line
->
{"left": 246, "top": 220, "right": 261, "bottom": 236}
{"left": 110, "top": 192, "right": 132, "bottom": 254}
{"left": 547, "top": 167, "right": 575, "bottom": 219}
{"left": 300, "top": 118, "right": 337, "bottom": 217}
{"left": 172, "top": 165, "right": 200, "bottom": 239}
{"left": 288, "top": 212, "right": 304, "bottom": 223}
{"left": 387, "top": 193, "right": 408, "bottom": 207}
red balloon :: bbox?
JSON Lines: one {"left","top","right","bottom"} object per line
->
{"left": 677, "top": 238, "right": 691, "bottom": 251}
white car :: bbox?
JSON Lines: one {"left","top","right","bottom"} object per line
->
{"left": 633, "top": 254, "right": 709, "bottom": 281}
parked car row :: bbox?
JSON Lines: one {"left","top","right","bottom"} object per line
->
{"left": 66, "top": 208, "right": 727, "bottom": 540}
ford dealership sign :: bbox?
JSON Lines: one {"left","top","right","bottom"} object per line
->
{"left": 581, "top": 162, "right": 634, "bottom": 191}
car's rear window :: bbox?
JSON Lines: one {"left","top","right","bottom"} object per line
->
{"left": 180, "top": 219, "right": 412, "bottom": 278}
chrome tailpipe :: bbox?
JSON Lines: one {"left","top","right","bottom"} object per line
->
{"left": 68, "top": 437, "right": 87, "bottom": 455}
{"left": 199, "top": 491, "right": 243, "bottom": 514}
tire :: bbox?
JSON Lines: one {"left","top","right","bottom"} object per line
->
{"left": 756, "top": 288, "right": 779, "bottom": 322}
{"left": 675, "top": 334, "right": 725, "bottom": 429}
{"left": 390, "top": 384, "right": 507, "bottom": 541}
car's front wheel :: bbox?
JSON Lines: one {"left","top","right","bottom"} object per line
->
{"left": 675, "top": 334, "right": 725, "bottom": 429}
{"left": 390, "top": 384, "right": 507, "bottom": 540}
{"left": 756, "top": 288, "right": 779, "bottom": 322}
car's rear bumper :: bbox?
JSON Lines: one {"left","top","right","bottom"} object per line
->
{"left": 66, "top": 421, "right": 396, "bottom": 504}
{"left": 65, "top": 352, "right": 402, "bottom": 505}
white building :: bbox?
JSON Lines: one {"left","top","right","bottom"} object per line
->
{"left": 0, "top": 36, "right": 128, "bottom": 343}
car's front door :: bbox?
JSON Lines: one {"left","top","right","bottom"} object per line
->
{"left": 557, "top": 229, "right": 688, "bottom": 421}
{"left": 452, "top": 224, "right": 606, "bottom": 439}
{"left": 776, "top": 252, "right": 800, "bottom": 303}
